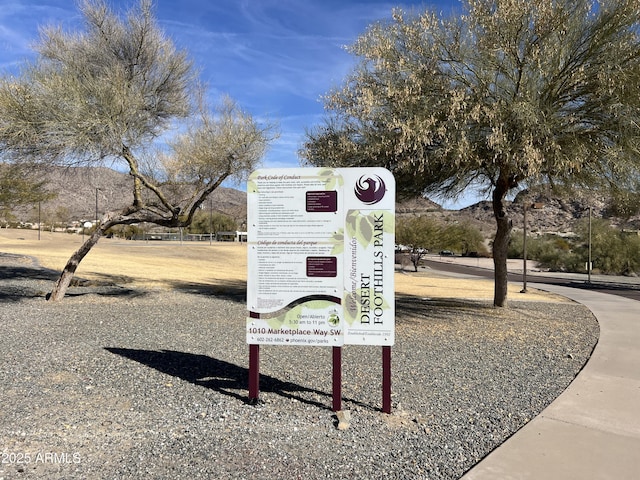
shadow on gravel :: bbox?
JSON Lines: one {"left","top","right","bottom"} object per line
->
{"left": 0, "top": 263, "right": 146, "bottom": 301}
{"left": 0, "top": 265, "right": 59, "bottom": 281}
{"left": 0, "top": 265, "right": 58, "bottom": 302}
{"left": 61, "top": 285, "right": 147, "bottom": 300}
{"left": 396, "top": 294, "right": 495, "bottom": 323}
{"left": 105, "top": 347, "right": 337, "bottom": 409}
{"left": 168, "top": 279, "right": 247, "bottom": 304}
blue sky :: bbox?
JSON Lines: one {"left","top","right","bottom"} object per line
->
{"left": 0, "top": 0, "right": 475, "bottom": 208}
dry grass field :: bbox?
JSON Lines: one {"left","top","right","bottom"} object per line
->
{"left": 0, "top": 228, "right": 563, "bottom": 302}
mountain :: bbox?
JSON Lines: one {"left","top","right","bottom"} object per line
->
{"left": 397, "top": 186, "right": 639, "bottom": 238}
{"left": 460, "top": 187, "right": 639, "bottom": 234}
{"left": 9, "top": 166, "right": 247, "bottom": 225}
{"left": 7, "top": 166, "right": 639, "bottom": 235}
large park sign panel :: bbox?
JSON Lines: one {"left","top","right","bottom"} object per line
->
{"left": 246, "top": 167, "right": 395, "bottom": 347}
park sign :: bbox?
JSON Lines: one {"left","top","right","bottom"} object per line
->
{"left": 246, "top": 167, "right": 395, "bottom": 347}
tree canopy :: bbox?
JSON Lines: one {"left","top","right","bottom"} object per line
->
{"left": 0, "top": 164, "right": 55, "bottom": 213}
{"left": 0, "top": 0, "right": 277, "bottom": 300}
{"left": 302, "top": 0, "right": 640, "bottom": 306}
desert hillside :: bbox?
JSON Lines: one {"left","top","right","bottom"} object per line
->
{"left": 5, "top": 166, "right": 639, "bottom": 235}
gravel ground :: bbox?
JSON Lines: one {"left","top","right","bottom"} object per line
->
{"left": 0, "top": 253, "right": 599, "bottom": 480}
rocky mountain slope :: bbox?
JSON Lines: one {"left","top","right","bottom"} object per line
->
{"left": 460, "top": 187, "right": 638, "bottom": 235}
{"left": 7, "top": 166, "right": 639, "bottom": 235}
{"left": 396, "top": 187, "right": 639, "bottom": 237}
{"left": 9, "top": 166, "right": 246, "bottom": 225}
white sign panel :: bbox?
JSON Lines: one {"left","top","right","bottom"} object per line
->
{"left": 340, "top": 169, "right": 395, "bottom": 345}
{"left": 246, "top": 167, "right": 395, "bottom": 346}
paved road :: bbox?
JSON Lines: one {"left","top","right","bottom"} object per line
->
{"left": 422, "top": 258, "right": 640, "bottom": 302}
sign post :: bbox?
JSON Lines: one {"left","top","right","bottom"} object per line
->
{"left": 332, "top": 346, "right": 342, "bottom": 412}
{"left": 248, "top": 344, "right": 260, "bottom": 403}
{"left": 382, "top": 345, "right": 392, "bottom": 414}
{"left": 246, "top": 167, "right": 395, "bottom": 411}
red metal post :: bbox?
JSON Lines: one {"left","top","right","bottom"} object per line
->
{"left": 332, "top": 346, "right": 342, "bottom": 412}
{"left": 248, "top": 344, "right": 260, "bottom": 404}
{"left": 382, "top": 346, "right": 392, "bottom": 414}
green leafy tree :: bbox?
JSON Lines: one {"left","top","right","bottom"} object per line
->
{"left": 396, "top": 216, "right": 441, "bottom": 271}
{"left": 622, "top": 235, "right": 640, "bottom": 275}
{"left": 0, "top": 163, "right": 55, "bottom": 213}
{"left": 509, "top": 226, "right": 640, "bottom": 276}
{"left": 188, "top": 210, "right": 237, "bottom": 235}
{"left": 105, "top": 224, "right": 144, "bottom": 240}
{"left": 509, "top": 233, "right": 576, "bottom": 272}
{"left": 301, "top": 0, "right": 640, "bottom": 306}
{"left": 608, "top": 183, "right": 640, "bottom": 227}
{"left": 0, "top": 0, "right": 276, "bottom": 300}
{"left": 574, "top": 218, "right": 640, "bottom": 275}
{"left": 440, "top": 222, "right": 487, "bottom": 256}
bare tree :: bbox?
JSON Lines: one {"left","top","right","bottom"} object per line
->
{"left": 0, "top": 0, "right": 276, "bottom": 301}
{"left": 301, "top": 0, "right": 640, "bottom": 306}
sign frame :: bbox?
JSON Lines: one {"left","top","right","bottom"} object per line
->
{"left": 245, "top": 167, "right": 395, "bottom": 412}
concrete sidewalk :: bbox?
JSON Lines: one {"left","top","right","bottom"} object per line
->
{"left": 461, "top": 283, "right": 640, "bottom": 480}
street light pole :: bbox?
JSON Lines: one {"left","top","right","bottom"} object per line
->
{"left": 521, "top": 200, "right": 528, "bottom": 293}
{"left": 209, "top": 197, "right": 213, "bottom": 245}
{"left": 95, "top": 188, "right": 101, "bottom": 228}
{"left": 588, "top": 206, "right": 592, "bottom": 284}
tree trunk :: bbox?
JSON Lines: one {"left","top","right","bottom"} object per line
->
{"left": 492, "top": 181, "right": 513, "bottom": 307}
{"left": 47, "top": 227, "right": 104, "bottom": 301}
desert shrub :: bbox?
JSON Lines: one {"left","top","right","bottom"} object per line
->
{"left": 188, "top": 210, "right": 237, "bottom": 235}
{"left": 105, "top": 225, "right": 144, "bottom": 240}
{"left": 511, "top": 220, "right": 640, "bottom": 276}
